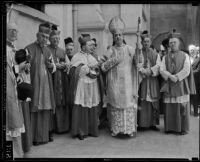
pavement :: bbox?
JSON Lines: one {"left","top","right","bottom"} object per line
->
{"left": 24, "top": 115, "right": 199, "bottom": 159}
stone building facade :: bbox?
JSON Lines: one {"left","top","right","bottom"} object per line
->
{"left": 150, "top": 4, "right": 200, "bottom": 51}
{"left": 6, "top": 3, "right": 150, "bottom": 56}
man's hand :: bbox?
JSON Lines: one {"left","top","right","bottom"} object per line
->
{"left": 24, "top": 63, "right": 31, "bottom": 72}
{"left": 137, "top": 63, "right": 143, "bottom": 70}
{"left": 16, "top": 75, "right": 23, "bottom": 84}
{"left": 88, "top": 70, "right": 97, "bottom": 79}
{"left": 63, "top": 63, "right": 71, "bottom": 72}
{"left": 60, "top": 62, "right": 67, "bottom": 69}
{"left": 56, "top": 63, "right": 65, "bottom": 69}
{"left": 18, "top": 61, "right": 27, "bottom": 72}
{"left": 139, "top": 68, "right": 151, "bottom": 76}
{"left": 139, "top": 67, "right": 145, "bottom": 74}
{"left": 145, "top": 68, "right": 152, "bottom": 76}
{"left": 89, "top": 64, "right": 98, "bottom": 69}
{"left": 169, "top": 74, "right": 178, "bottom": 83}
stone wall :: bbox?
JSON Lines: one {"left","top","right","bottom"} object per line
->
{"left": 77, "top": 4, "right": 150, "bottom": 56}
{"left": 150, "top": 4, "right": 199, "bottom": 51}
{"left": 7, "top": 4, "right": 59, "bottom": 50}
{"left": 7, "top": 4, "right": 150, "bottom": 55}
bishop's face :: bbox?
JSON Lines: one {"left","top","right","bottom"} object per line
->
{"left": 169, "top": 38, "right": 180, "bottom": 52}
{"left": 37, "top": 32, "right": 49, "bottom": 47}
{"left": 142, "top": 37, "right": 151, "bottom": 49}
{"left": 49, "top": 35, "right": 60, "bottom": 47}
{"left": 113, "top": 30, "right": 123, "bottom": 46}
{"left": 82, "top": 40, "right": 93, "bottom": 54}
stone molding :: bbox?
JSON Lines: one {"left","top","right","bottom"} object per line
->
{"left": 12, "top": 4, "right": 59, "bottom": 25}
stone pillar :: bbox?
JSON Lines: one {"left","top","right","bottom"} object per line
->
{"left": 45, "top": 4, "right": 73, "bottom": 49}
{"left": 63, "top": 5, "right": 73, "bottom": 40}
{"left": 72, "top": 4, "right": 78, "bottom": 53}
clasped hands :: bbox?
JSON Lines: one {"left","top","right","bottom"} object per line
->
{"left": 80, "top": 64, "right": 99, "bottom": 79}
{"left": 168, "top": 73, "right": 178, "bottom": 83}
{"left": 87, "top": 64, "right": 100, "bottom": 79}
{"left": 18, "top": 61, "right": 30, "bottom": 72}
{"left": 56, "top": 62, "right": 70, "bottom": 71}
{"left": 139, "top": 67, "right": 152, "bottom": 77}
{"left": 160, "top": 69, "right": 178, "bottom": 83}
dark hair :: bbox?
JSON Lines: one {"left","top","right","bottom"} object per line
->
{"left": 92, "top": 38, "right": 96, "bottom": 43}
{"left": 64, "top": 37, "right": 73, "bottom": 45}
{"left": 91, "top": 38, "right": 97, "bottom": 47}
{"left": 51, "top": 24, "right": 57, "bottom": 30}
{"left": 162, "top": 38, "right": 169, "bottom": 49}
{"left": 15, "top": 49, "right": 28, "bottom": 64}
{"left": 40, "top": 22, "right": 51, "bottom": 28}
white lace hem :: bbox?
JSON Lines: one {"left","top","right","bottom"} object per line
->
{"left": 6, "top": 124, "right": 25, "bottom": 137}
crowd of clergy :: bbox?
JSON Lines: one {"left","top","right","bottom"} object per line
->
{"left": 6, "top": 17, "right": 200, "bottom": 158}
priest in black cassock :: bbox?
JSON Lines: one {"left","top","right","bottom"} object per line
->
{"left": 48, "top": 25, "right": 71, "bottom": 133}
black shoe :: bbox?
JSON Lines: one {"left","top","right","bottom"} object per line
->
{"left": 78, "top": 135, "right": 84, "bottom": 140}
{"left": 179, "top": 131, "right": 188, "bottom": 135}
{"left": 49, "top": 136, "right": 54, "bottom": 142}
{"left": 56, "top": 130, "right": 70, "bottom": 134}
{"left": 150, "top": 126, "right": 160, "bottom": 131}
{"left": 83, "top": 135, "right": 88, "bottom": 138}
{"left": 164, "top": 131, "right": 170, "bottom": 134}
{"left": 137, "top": 127, "right": 147, "bottom": 131}
{"left": 33, "top": 142, "right": 47, "bottom": 146}
{"left": 49, "top": 133, "right": 54, "bottom": 142}
{"left": 88, "top": 133, "right": 98, "bottom": 137}
{"left": 33, "top": 142, "right": 40, "bottom": 146}
{"left": 72, "top": 135, "right": 78, "bottom": 139}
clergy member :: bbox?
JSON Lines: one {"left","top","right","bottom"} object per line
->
{"left": 6, "top": 22, "right": 25, "bottom": 157}
{"left": 137, "top": 30, "right": 161, "bottom": 131}
{"left": 69, "top": 34, "right": 101, "bottom": 140}
{"left": 64, "top": 37, "right": 75, "bottom": 61}
{"left": 160, "top": 32, "right": 196, "bottom": 135}
{"left": 101, "top": 17, "right": 144, "bottom": 137}
{"left": 48, "top": 25, "right": 71, "bottom": 133}
{"left": 25, "top": 22, "right": 56, "bottom": 145}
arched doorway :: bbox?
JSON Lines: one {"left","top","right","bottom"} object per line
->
{"left": 152, "top": 30, "right": 186, "bottom": 52}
